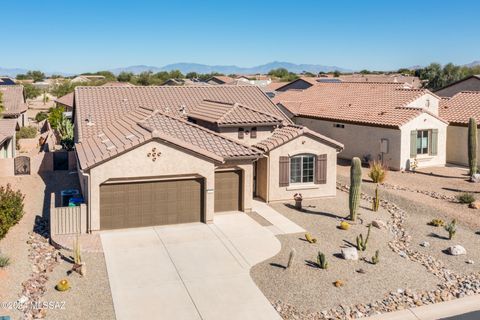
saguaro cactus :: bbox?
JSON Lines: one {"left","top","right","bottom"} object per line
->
{"left": 468, "top": 118, "right": 478, "bottom": 176}
{"left": 349, "top": 157, "right": 362, "bottom": 221}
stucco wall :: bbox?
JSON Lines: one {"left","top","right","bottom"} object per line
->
{"left": 87, "top": 140, "right": 216, "bottom": 231}
{"left": 294, "top": 117, "right": 403, "bottom": 169}
{"left": 267, "top": 135, "right": 338, "bottom": 202}
{"left": 445, "top": 125, "right": 480, "bottom": 167}
{"left": 406, "top": 93, "right": 440, "bottom": 115}
{"left": 218, "top": 126, "right": 274, "bottom": 146}
{"left": 435, "top": 77, "right": 480, "bottom": 97}
{"left": 399, "top": 113, "right": 447, "bottom": 169}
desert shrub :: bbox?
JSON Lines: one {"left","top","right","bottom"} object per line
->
{"left": 35, "top": 111, "right": 48, "bottom": 122}
{"left": 444, "top": 219, "right": 457, "bottom": 240}
{"left": 428, "top": 218, "right": 445, "bottom": 227}
{"left": 457, "top": 193, "right": 475, "bottom": 204}
{"left": 0, "top": 254, "right": 10, "bottom": 267}
{"left": 16, "top": 126, "right": 37, "bottom": 139}
{"left": 368, "top": 160, "right": 388, "bottom": 183}
{"left": 0, "top": 184, "right": 25, "bottom": 240}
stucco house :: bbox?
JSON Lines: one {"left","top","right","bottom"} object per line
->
{"left": 440, "top": 91, "right": 480, "bottom": 167}
{"left": 275, "top": 82, "right": 449, "bottom": 171}
{"left": 73, "top": 85, "right": 343, "bottom": 232}
{"left": 0, "top": 119, "right": 19, "bottom": 158}
{"left": 0, "top": 85, "right": 28, "bottom": 127}
{"left": 435, "top": 75, "right": 480, "bottom": 97}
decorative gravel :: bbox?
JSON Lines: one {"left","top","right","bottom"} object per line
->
{"left": 250, "top": 193, "right": 440, "bottom": 314}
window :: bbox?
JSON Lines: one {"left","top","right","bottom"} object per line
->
{"left": 238, "top": 128, "right": 244, "bottom": 139}
{"left": 333, "top": 123, "right": 345, "bottom": 128}
{"left": 290, "top": 154, "right": 315, "bottom": 183}
{"left": 416, "top": 130, "right": 429, "bottom": 155}
{"left": 251, "top": 127, "right": 257, "bottom": 139}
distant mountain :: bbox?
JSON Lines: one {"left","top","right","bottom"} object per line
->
{"left": 464, "top": 60, "right": 480, "bottom": 68}
{"left": 0, "top": 67, "right": 29, "bottom": 77}
{"left": 109, "top": 61, "right": 352, "bottom": 75}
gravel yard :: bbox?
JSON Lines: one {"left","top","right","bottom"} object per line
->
{"left": 251, "top": 194, "right": 440, "bottom": 314}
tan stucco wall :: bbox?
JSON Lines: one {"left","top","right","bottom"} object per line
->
{"left": 445, "top": 125, "right": 480, "bottom": 167}
{"left": 87, "top": 140, "right": 216, "bottom": 231}
{"left": 294, "top": 117, "right": 403, "bottom": 169}
{"left": 266, "top": 135, "right": 338, "bottom": 202}
{"left": 399, "top": 113, "right": 447, "bottom": 169}
{"left": 406, "top": 93, "right": 440, "bottom": 115}
{"left": 218, "top": 126, "right": 274, "bottom": 146}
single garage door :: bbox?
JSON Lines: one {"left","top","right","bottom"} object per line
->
{"left": 215, "top": 170, "right": 242, "bottom": 212}
{"left": 100, "top": 178, "right": 204, "bottom": 230}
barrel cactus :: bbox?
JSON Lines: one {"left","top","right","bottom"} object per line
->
{"left": 468, "top": 118, "right": 478, "bottom": 176}
{"left": 349, "top": 157, "right": 362, "bottom": 221}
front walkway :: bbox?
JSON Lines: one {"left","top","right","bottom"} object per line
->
{"left": 252, "top": 199, "right": 305, "bottom": 234}
{"left": 101, "top": 212, "right": 283, "bottom": 320}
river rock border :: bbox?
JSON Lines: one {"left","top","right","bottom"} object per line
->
{"left": 272, "top": 184, "right": 480, "bottom": 319}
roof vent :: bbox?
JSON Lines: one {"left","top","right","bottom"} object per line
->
{"left": 86, "top": 114, "right": 95, "bottom": 126}
{"left": 179, "top": 104, "right": 187, "bottom": 115}
{"left": 122, "top": 98, "right": 128, "bottom": 102}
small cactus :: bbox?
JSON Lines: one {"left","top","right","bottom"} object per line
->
{"left": 55, "top": 279, "right": 70, "bottom": 292}
{"left": 445, "top": 219, "right": 457, "bottom": 240}
{"left": 349, "top": 157, "right": 362, "bottom": 221}
{"left": 356, "top": 224, "right": 372, "bottom": 251}
{"left": 372, "top": 187, "right": 380, "bottom": 212}
{"left": 371, "top": 250, "right": 380, "bottom": 264}
{"left": 468, "top": 118, "right": 478, "bottom": 176}
{"left": 317, "top": 251, "right": 328, "bottom": 269}
{"left": 339, "top": 221, "right": 350, "bottom": 230}
{"left": 286, "top": 249, "right": 296, "bottom": 269}
{"left": 305, "top": 233, "right": 317, "bottom": 244}
{"left": 428, "top": 219, "right": 445, "bottom": 227}
{"left": 73, "top": 236, "right": 82, "bottom": 265}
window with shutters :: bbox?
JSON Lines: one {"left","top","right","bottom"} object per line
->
{"left": 416, "top": 130, "right": 430, "bottom": 155}
{"left": 290, "top": 154, "right": 315, "bottom": 183}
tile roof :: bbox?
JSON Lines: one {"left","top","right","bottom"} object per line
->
{"left": 0, "top": 85, "right": 27, "bottom": 116}
{"left": 265, "top": 82, "right": 289, "bottom": 92}
{"left": 207, "top": 76, "right": 235, "bottom": 84}
{"left": 74, "top": 85, "right": 282, "bottom": 169}
{"left": 254, "top": 124, "right": 343, "bottom": 152}
{"left": 188, "top": 100, "right": 283, "bottom": 127}
{"left": 0, "top": 119, "right": 18, "bottom": 144}
{"left": 74, "top": 85, "right": 289, "bottom": 141}
{"left": 338, "top": 74, "right": 422, "bottom": 88}
{"left": 55, "top": 82, "right": 135, "bottom": 108}
{"left": 439, "top": 91, "right": 480, "bottom": 125}
{"left": 274, "top": 82, "right": 445, "bottom": 128}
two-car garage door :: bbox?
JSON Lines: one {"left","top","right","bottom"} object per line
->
{"left": 100, "top": 178, "right": 204, "bottom": 230}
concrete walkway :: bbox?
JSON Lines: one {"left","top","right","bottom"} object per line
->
{"left": 252, "top": 199, "right": 305, "bottom": 235}
{"left": 365, "top": 294, "right": 480, "bottom": 320}
{"left": 101, "top": 212, "right": 282, "bottom": 320}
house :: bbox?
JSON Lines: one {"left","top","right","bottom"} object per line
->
{"left": 0, "top": 119, "right": 19, "bottom": 158}
{"left": 73, "top": 85, "right": 342, "bottom": 231}
{"left": 276, "top": 77, "right": 318, "bottom": 92}
{"left": 275, "top": 82, "right": 448, "bottom": 170}
{"left": 435, "top": 75, "right": 480, "bottom": 97}
{"left": 0, "top": 85, "right": 28, "bottom": 127}
{"left": 338, "top": 74, "right": 422, "bottom": 88}
{"left": 0, "top": 77, "right": 16, "bottom": 85}
{"left": 205, "top": 75, "right": 236, "bottom": 85}
{"left": 71, "top": 75, "right": 106, "bottom": 83}
{"left": 439, "top": 91, "right": 480, "bottom": 167}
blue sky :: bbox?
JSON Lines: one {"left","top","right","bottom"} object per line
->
{"left": 1, "top": 0, "right": 479, "bottom": 73}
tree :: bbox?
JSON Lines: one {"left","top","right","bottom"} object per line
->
{"left": 168, "top": 70, "right": 184, "bottom": 79}
{"left": 333, "top": 70, "right": 341, "bottom": 77}
{"left": 57, "top": 114, "right": 74, "bottom": 150}
{"left": 23, "top": 84, "right": 42, "bottom": 99}
{"left": 50, "top": 81, "right": 76, "bottom": 97}
{"left": 117, "top": 72, "right": 133, "bottom": 82}
{"left": 16, "top": 74, "right": 29, "bottom": 80}
{"left": 186, "top": 72, "right": 198, "bottom": 79}
{"left": 26, "top": 70, "right": 45, "bottom": 82}
{"left": 94, "top": 71, "right": 116, "bottom": 81}
{"left": 48, "top": 106, "right": 65, "bottom": 129}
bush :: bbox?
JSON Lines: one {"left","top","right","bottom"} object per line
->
{"left": 0, "top": 254, "right": 10, "bottom": 267}
{"left": 0, "top": 184, "right": 25, "bottom": 240}
{"left": 457, "top": 193, "right": 475, "bottom": 204}
{"left": 48, "top": 106, "right": 65, "bottom": 129}
{"left": 35, "top": 111, "right": 48, "bottom": 122}
{"left": 368, "top": 160, "right": 388, "bottom": 183}
{"left": 16, "top": 126, "right": 37, "bottom": 139}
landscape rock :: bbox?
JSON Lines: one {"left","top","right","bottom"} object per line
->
{"left": 341, "top": 247, "right": 359, "bottom": 260}
{"left": 448, "top": 245, "right": 467, "bottom": 256}
{"left": 420, "top": 241, "right": 430, "bottom": 247}
{"left": 372, "top": 220, "right": 387, "bottom": 229}
{"left": 468, "top": 201, "right": 480, "bottom": 209}
{"left": 466, "top": 260, "right": 475, "bottom": 264}
{"left": 470, "top": 174, "right": 480, "bottom": 183}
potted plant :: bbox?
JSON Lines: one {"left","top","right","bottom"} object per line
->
{"left": 294, "top": 193, "right": 303, "bottom": 210}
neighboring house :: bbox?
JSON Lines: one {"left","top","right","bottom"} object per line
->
{"left": 73, "top": 85, "right": 342, "bottom": 231}
{"left": 275, "top": 82, "right": 448, "bottom": 170}
{"left": 206, "top": 75, "right": 236, "bottom": 85}
{"left": 0, "top": 85, "right": 28, "bottom": 127}
{"left": 0, "top": 119, "right": 19, "bottom": 158}
{"left": 338, "top": 74, "right": 422, "bottom": 88}
{"left": 439, "top": 91, "right": 480, "bottom": 167}
{"left": 276, "top": 77, "right": 318, "bottom": 92}
{"left": 435, "top": 75, "right": 480, "bottom": 97}
{"left": 0, "top": 77, "right": 16, "bottom": 85}
{"left": 71, "top": 75, "right": 106, "bottom": 83}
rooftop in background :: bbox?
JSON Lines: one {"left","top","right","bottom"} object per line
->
{"left": 0, "top": 77, "right": 16, "bottom": 85}
{"left": 440, "top": 91, "right": 480, "bottom": 125}
{"left": 0, "top": 119, "right": 19, "bottom": 144}
{"left": 0, "top": 85, "right": 27, "bottom": 116}
{"left": 274, "top": 82, "right": 444, "bottom": 128}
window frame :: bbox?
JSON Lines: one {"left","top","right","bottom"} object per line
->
{"left": 416, "top": 130, "right": 430, "bottom": 155}
{"left": 290, "top": 154, "right": 315, "bottom": 184}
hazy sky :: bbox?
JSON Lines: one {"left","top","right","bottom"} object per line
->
{"left": 1, "top": 0, "right": 479, "bottom": 73}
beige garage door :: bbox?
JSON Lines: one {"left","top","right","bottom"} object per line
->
{"left": 214, "top": 170, "right": 242, "bottom": 212}
{"left": 100, "top": 178, "right": 204, "bottom": 230}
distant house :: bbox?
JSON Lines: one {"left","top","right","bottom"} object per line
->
{"left": 276, "top": 77, "right": 318, "bottom": 92}
{"left": 440, "top": 91, "right": 480, "bottom": 167}
{"left": 0, "top": 119, "right": 19, "bottom": 158}
{"left": 0, "top": 85, "right": 28, "bottom": 127}
{"left": 206, "top": 75, "right": 235, "bottom": 85}
{"left": 275, "top": 82, "right": 448, "bottom": 170}
{"left": 71, "top": 75, "right": 106, "bottom": 83}
{"left": 435, "top": 75, "right": 480, "bottom": 97}
{"left": 0, "top": 77, "right": 16, "bottom": 85}
{"left": 338, "top": 74, "right": 422, "bottom": 88}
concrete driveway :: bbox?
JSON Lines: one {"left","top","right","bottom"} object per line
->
{"left": 101, "top": 212, "right": 282, "bottom": 320}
